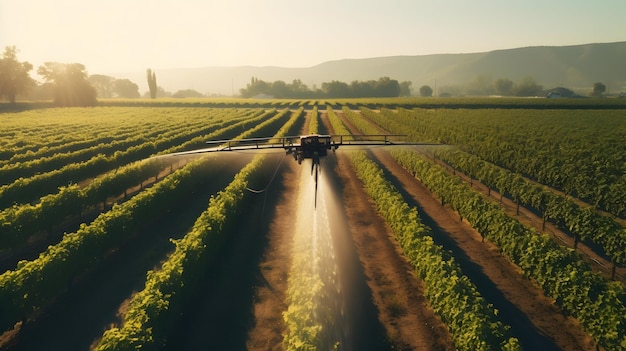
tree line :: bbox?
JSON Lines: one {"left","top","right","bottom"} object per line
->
{"left": 240, "top": 76, "right": 412, "bottom": 98}
{"left": 433, "top": 75, "right": 609, "bottom": 98}
{"left": 0, "top": 46, "right": 168, "bottom": 106}
{"left": 1, "top": 45, "right": 613, "bottom": 105}
{"left": 0, "top": 45, "right": 411, "bottom": 104}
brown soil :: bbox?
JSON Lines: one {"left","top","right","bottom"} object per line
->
{"left": 328, "top": 111, "right": 455, "bottom": 350}
{"left": 428, "top": 156, "right": 626, "bottom": 286}
{"left": 246, "top": 160, "right": 297, "bottom": 351}
{"left": 246, "top": 112, "right": 456, "bottom": 349}
{"left": 333, "top": 151, "right": 455, "bottom": 350}
{"left": 371, "top": 149, "right": 598, "bottom": 351}
{"left": 246, "top": 110, "right": 600, "bottom": 350}
{"left": 335, "top": 109, "right": 597, "bottom": 350}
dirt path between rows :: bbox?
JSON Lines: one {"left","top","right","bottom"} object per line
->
{"left": 246, "top": 159, "right": 297, "bottom": 350}
{"left": 332, "top": 151, "right": 455, "bottom": 350}
{"left": 370, "top": 149, "right": 598, "bottom": 350}
{"left": 336, "top": 109, "right": 598, "bottom": 350}
{"left": 246, "top": 112, "right": 455, "bottom": 350}
{"left": 427, "top": 154, "right": 626, "bottom": 285}
{"left": 322, "top": 112, "right": 455, "bottom": 350}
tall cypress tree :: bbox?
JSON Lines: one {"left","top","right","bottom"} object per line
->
{"left": 146, "top": 68, "right": 157, "bottom": 99}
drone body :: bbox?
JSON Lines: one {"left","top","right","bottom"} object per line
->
{"left": 164, "top": 134, "right": 435, "bottom": 207}
{"left": 292, "top": 134, "right": 333, "bottom": 165}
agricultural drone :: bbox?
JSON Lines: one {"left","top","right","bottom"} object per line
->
{"left": 166, "top": 134, "right": 433, "bottom": 207}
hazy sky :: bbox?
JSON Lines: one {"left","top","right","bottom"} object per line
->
{"left": 2, "top": 0, "right": 625, "bottom": 75}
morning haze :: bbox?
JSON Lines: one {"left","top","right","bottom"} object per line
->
{"left": 114, "top": 42, "right": 626, "bottom": 96}
{"left": 2, "top": 1, "right": 626, "bottom": 97}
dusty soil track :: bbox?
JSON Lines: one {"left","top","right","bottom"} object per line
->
{"left": 429, "top": 155, "right": 626, "bottom": 285}
{"left": 246, "top": 160, "right": 297, "bottom": 351}
{"left": 332, "top": 152, "right": 455, "bottom": 350}
{"left": 335, "top": 109, "right": 598, "bottom": 350}
{"left": 164, "top": 153, "right": 292, "bottom": 350}
{"left": 245, "top": 111, "right": 457, "bottom": 350}
{"left": 370, "top": 149, "right": 597, "bottom": 350}
{"left": 321, "top": 112, "right": 455, "bottom": 350}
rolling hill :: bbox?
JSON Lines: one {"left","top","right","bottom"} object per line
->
{"left": 113, "top": 41, "right": 626, "bottom": 96}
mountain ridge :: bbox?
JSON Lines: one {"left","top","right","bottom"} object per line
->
{"left": 113, "top": 41, "right": 626, "bottom": 96}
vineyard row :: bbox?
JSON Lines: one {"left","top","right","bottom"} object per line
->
{"left": 94, "top": 109, "right": 304, "bottom": 349}
{"left": 432, "top": 147, "right": 626, "bottom": 268}
{"left": 0, "top": 109, "right": 276, "bottom": 208}
{"left": 370, "top": 107, "right": 626, "bottom": 218}
{"left": 390, "top": 149, "right": 626, "bottom": 350}
{"left": 326, "top": 107, "right": 520, "bottom": 350}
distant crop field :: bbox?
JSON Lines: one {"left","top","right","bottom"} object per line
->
{"left": 0, "top": 100, "right": 624, "bottom": 350}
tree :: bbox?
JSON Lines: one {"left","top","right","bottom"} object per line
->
{"left": 350, "top": 80, "right": 372, "bottom": 97}
{"left": 28, "top": 82, "right": 55, "bottom": 101}
{"left": 591, "top": 82, "right": 606, "bottom": 97}
{"left": 240, "top": 77, "right": 271, "bottom": 98}
{"left": 270, "top": 80, "right": 289, "bottom": 98}
{"left": 467, "top": 75, "right": 494, "bottom": 95}
{"left": 322, "top": 80, "right": 352, "bottom": 98}
{"left": 419, "top": 85, "right": 433, "bottom": 97}
{"left": 113, "top": 79, "right": 140, "bottom": 98}
{"left": 288, "top": 79, "right": 309, "bottom": 98}
{"left": 156, "top": 86, "right": 171, "bottom": 98}
{"left": 37, "top": 62, "right": 97, "bottom": 106}
{"left": 171, "top": 89, "right": 203, "bottom": 98}
{"left": 147, "top": 68, "right": 157, "bottom": 99}
{"left": 0, "top": 46, "right": 36, "bottom": 103}
{"left": 399, "top": 81, "right": 412, "bottom": 96}
{"left": 239, "top": 76, "right": 403, "bottom": 98}
{"left": 513, "top": 76, "right": 543, "bottom": 97}
{"left": 494, "top": 78, "right": 514, "bottom": 96}
{"left": 374, "top": 77, "right": 400, "bottom": 97}
{"left": 88, "top": 74, "right": 115, "bottom": 98}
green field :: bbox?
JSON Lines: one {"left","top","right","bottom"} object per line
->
{"left": 0, "top": 98, "right": 625, "bottom": 350}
